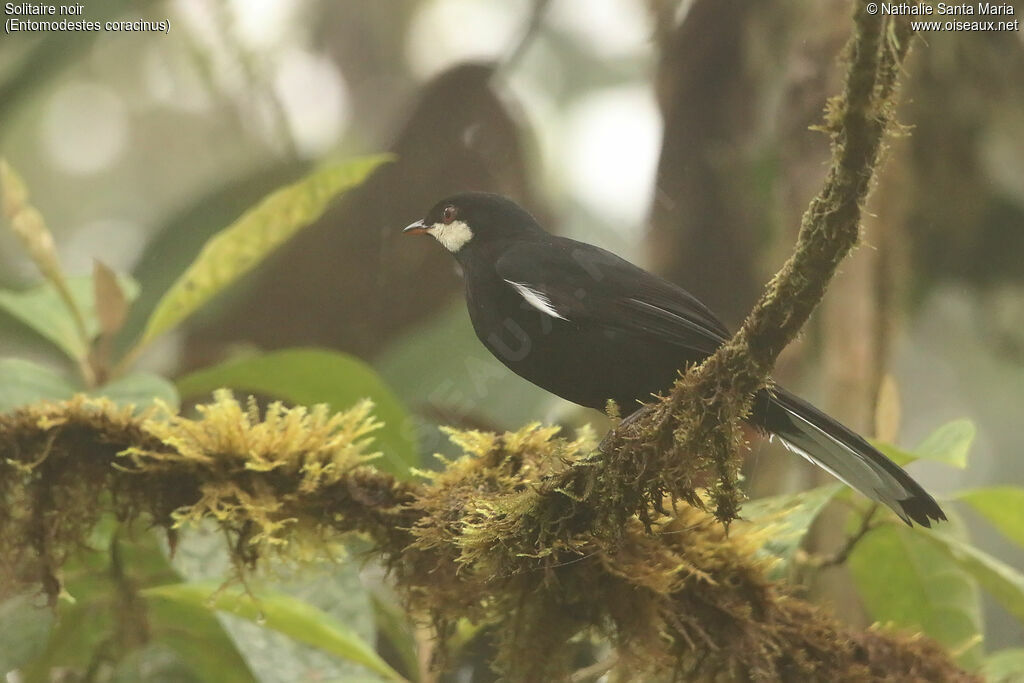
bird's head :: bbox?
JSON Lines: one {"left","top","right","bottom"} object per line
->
{"left": 403, "top": 192, "right": 542, "bottom": 254}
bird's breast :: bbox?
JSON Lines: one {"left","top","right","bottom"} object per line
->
{"left": 466, "top": 275, "right": 570, "bottom": 367}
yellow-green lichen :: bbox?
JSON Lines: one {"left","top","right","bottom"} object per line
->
{"left": 0, "top": 391, "right": 410, "bottom": 601}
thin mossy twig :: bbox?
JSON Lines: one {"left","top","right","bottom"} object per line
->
{"left": 599, "top": 7, "right": 918, "bottom": 524}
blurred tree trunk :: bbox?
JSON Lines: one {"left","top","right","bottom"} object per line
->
{"left": 646, "top": 0, "right": 761, "bottom": 327}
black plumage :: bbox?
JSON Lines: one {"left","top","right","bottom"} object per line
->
{"left": 404, "top": 192, "right": 945, "bottom": 526}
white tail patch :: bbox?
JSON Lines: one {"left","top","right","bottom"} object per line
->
{"left": 505, "top": 280, "right": 568, "bottom": 320}
{"left": 774, "top": 428, "right": 855, "bottom": 491}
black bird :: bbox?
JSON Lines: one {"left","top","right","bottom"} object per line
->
{"left": 403, "top": 192, "right": 945, "bottom": 527}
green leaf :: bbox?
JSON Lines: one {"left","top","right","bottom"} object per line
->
{"left": 957, "top": 487, "right": 1024, "bottom": 548}
{"left": 0, "top": 274, "right": 139, "bottom": 362}
{"left": 741, "top": 484, "right": 842, "bottom": 579}
{"left": 917, "top": 529, "right": 1024, "bottom": 626}
{"left": 982, "top": 649, "right": 1024, "bottom": 683}
{"left": 0, "top": 359, "right": 179, "bottom": 414}
{"left": 135, "top": 155, "right": 391, "bottom": 352}
{"left": 872, "top": 418, "right": 975, "bottom": 468}
{"left": 0, "top": 358, "right": 78, "bottom": 413}
{"left": 110, "top": 643, "right": 204, "bottom": 682}
{"left": 871, "top": 442, "right": 917, "bottom": 468}
{"left": 142, "top": 582, "right": 406, "bottom": 682}
{"left": 848, "top": 524, "right": 983, "bottom": 668}
{"left": 914, "top": 419, "right": 975, "bottom": 468}
{"left": 22, "top": 523, "right": 254, "bottom": 683}
{"left": 167, "top": 523, "right": 385, "bottom": 682}
{"left": 370, "top": 590, "right": 419, "bottom": 682}
{"left": 94, "top": 372, "right": 180, "bottom": 412}
{"left": 176, "top": 348, "right": 416, "bottom": 478}
{"left": 145, "top": 597, "right": 255, "bottom": 683}
{"left": 0, "top": 594, "right": 54, "bottom": 675}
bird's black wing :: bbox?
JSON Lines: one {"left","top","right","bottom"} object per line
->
{"left": 495, "top": 238, "right": 731, "bottom": 355}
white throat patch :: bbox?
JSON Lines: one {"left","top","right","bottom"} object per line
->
{"left": 427, "top": 220, "right": 473, "bottom": 252}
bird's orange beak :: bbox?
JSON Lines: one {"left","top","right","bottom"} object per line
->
{"left": 403, "top": 220, "right": 428, "bottom": 235}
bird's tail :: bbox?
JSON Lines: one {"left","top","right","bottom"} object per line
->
{"left": 749, "top": 386, "right": 946, "bottom": 527}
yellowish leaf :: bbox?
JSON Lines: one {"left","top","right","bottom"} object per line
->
{"left": 874, "top": 373, "right": 901, "bottom": 443}
{"left": 93, "top": 260, "right": 128, "bottom": 338}
{"left": 134, "top": 155, "right": 391, "bottom": 353}
{"left": 10, "top": 207, "right": 61, "bottom": 284}
{"left": 0, "top": 159, "right": 28, "bottom": 219}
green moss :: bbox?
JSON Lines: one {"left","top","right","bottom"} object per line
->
{"left": 0, "top": 395, "right": 973, "bottom": 681}
{"left": 0, "top": 392, "right": 412, "bottom": 602}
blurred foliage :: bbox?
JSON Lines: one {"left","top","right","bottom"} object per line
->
{"left": 0, "top": 274, "right": 138, "bottom": 364}
{"left": 0, "top": 155, "right": 417, "bottom": 680}
{"left": 982, "top": 648, "right": 1024, "bottom": 683}
{"left": 872, "top": 418, "right": 976, "bottom": 469}
{"left": 849, "top": 519, "right": 985, "bottom": 669}
{"left": 740, "top": 483, "right": 842, "bottom": 581}
{"left": 15, "top": 518, "right": 255, "bottom": 683}
{"left": 168, "top": 523, "right": 396, "bottom": 683}
{"left": 741, "top": 418, "right": 1024, "bottom": 675}
{"left": 143, "top": 582, "right": 402, "bottom": 681}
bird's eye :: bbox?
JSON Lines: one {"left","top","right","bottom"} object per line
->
{"left": 442, "top": 206, "right": 457, "bottom": 224}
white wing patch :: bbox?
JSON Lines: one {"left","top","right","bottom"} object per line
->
{"left": 505, "top": 280, "right": 569, "bottom": 320}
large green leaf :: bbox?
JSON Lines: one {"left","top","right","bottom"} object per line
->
{"left": 370, "top": 589, "right": 419, "bottom": 683}
{"left": 957, "top": 487, "right": 1024, "bottom": 548}
{"left": 145, "top": 599, "right": 255, "bottom": 683}
{"left": 0, "top": 274, "right": 139, "bottom": 362}
{"left": 982, "top": 649, "right": 1024, "bottom": 683}
{"left": 0, "top": 358, "right": 78, "bottom": 413}
{"left": 21, "top": 522, "right": 254, "bottom": 683}
{"left": 917, "top": 529, "right": 1024, "bottom": 626}
{"left": 848, "top": 524, "right": 983, "bottom": 668}
{"left": 176, "top": 348, "right": 416, "bottom": 478}
{"left": 0, "top": 359, "right": 179, "bottom": 414}
{"left": 914, "top": 419, "right": 976, "bottom": 467}
{"left": 741, "top": 484, "right": 842, "bottom": 579}
{"left": 142, "top": 582, "right": 405, "bottom": 682}
{"left": 110, "top": 643, "right": 206, "bottom": 682}
{"left": 872, "top": 419, "right": 975, "bottom": 468}
{"left": 95, "top": 372, "right": 180, "bottom": 412}
{"left": 167, "top": 522, "right": 386, "bottom": 683}
{"left": 0, "top": 595, "right": 53, "bottom": 675}
{"left": 134, "top": 155, "right": 391, "bottom": 352}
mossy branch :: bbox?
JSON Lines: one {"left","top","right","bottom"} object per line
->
{"left": 0, "top": 395, "right": 972, "bottom": 681}
{"left": 600, "top": 5, "right": 917, "bottom": 524}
